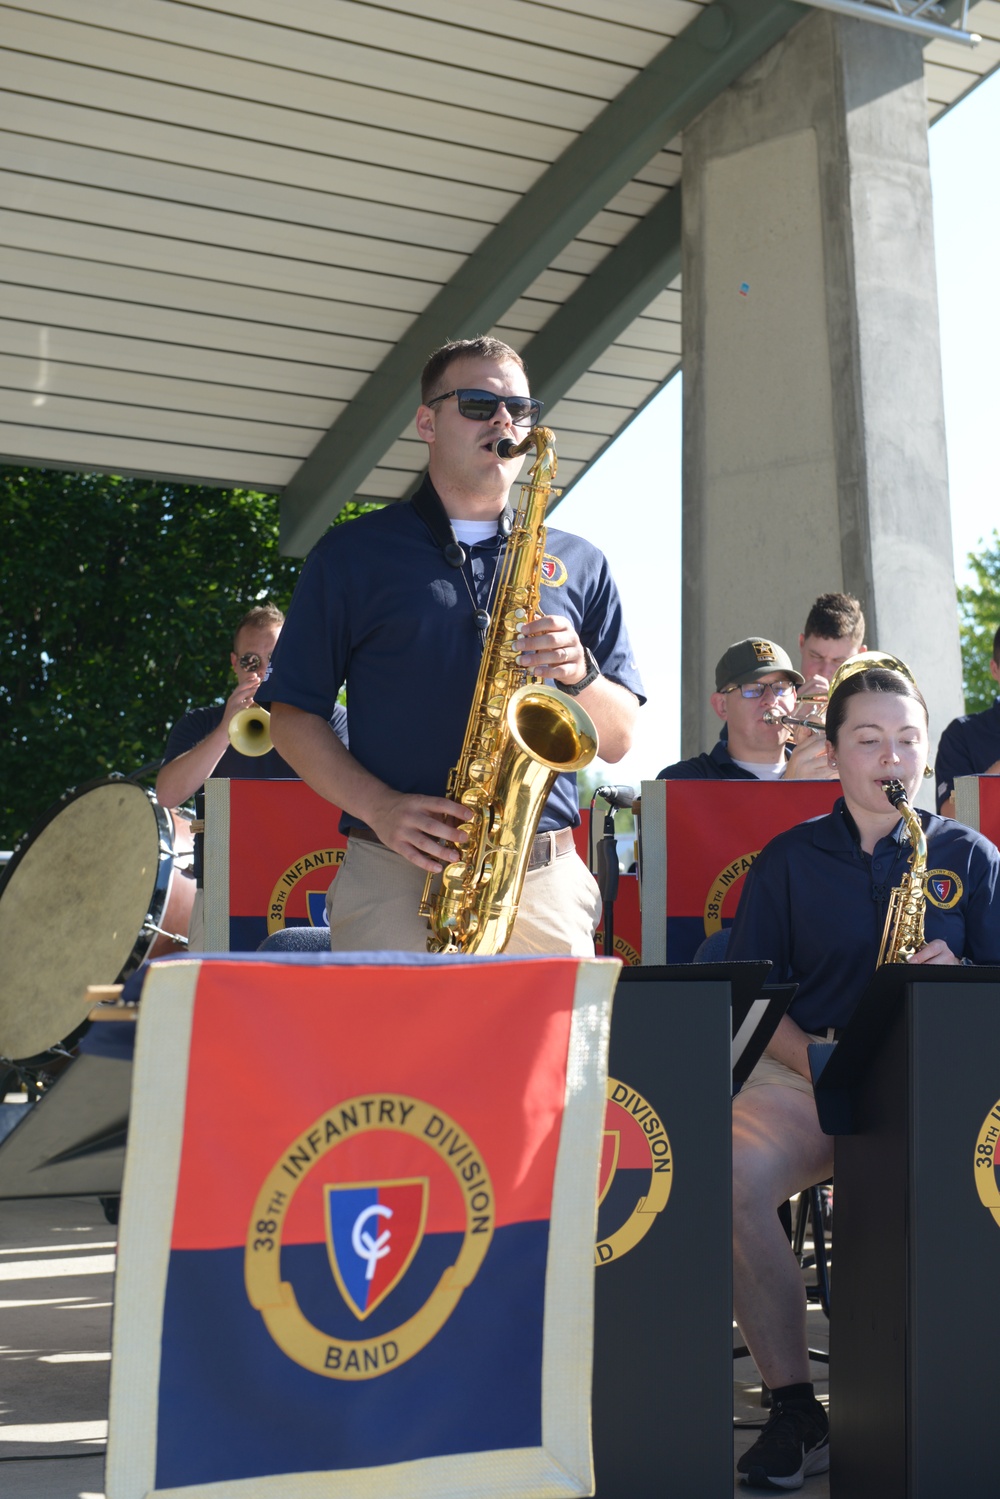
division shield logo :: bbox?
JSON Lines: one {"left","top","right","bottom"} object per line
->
{"left": 325, "top": 1180, "right": 428, "bottom": 1319}
{"left": 245, "top": 1094, "right": 494, "bottom": 1380}
{"left": 925, "top": 870, "right": 963, "bottom": 909}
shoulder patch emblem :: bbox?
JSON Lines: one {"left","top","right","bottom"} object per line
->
{"left": 924, "top": 870, "right": 963, "bottom": 909}
{"left": 541, "top": 554, "right": 567, "bottom": 588}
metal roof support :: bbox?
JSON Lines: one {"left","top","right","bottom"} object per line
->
{"left": 799, "top": 0, "right": 980, "bottom": 46}
{"left": 279, "top": 0, "right": 802, "bottom": 555}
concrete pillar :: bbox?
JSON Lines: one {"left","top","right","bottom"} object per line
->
{"left": 681, "top": 9, "right": 962, "bottom": 785}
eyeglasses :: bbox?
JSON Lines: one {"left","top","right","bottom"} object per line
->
{"left": 722, "top": 681, "right": 796, "bottom": 701}
{"left": 426, "top": 388, "right": 543, "bottom": 427}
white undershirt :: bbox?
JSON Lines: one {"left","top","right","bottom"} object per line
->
{"left": 731, "top": 757, "right": 786, "bottom": 781}
{"left": 452, "top": 519, "right": 499, "bottom": 546}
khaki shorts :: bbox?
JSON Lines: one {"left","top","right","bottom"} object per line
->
{"left": 739, "top": 1032, "right": 831, "bottom": 1097}
{"left": 325, "top": 834, "right": 602, "bottom": 955}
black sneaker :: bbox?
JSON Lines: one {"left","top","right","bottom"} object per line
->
{"left": 737, "top": 1399, "right": 830, "bottom": 1489}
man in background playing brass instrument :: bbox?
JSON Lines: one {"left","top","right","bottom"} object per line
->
{"left": 268, "top": 335, "right": 645, "bottom": 954}
{"left": 657, "top": 638, "right": 839, "bottom": 782}
{"left": 156, "top": 603, "right": 348, "bottom": 947}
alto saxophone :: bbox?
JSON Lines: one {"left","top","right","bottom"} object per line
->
{"left": 876, "top": 779, "right": 927, "bottom": 965}
{"left": 419, "top": 427, "right": 598, "bottom": 954}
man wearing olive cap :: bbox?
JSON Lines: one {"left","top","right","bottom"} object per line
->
{"left": 657, "top": 638, "right": 839, "bottom": 782}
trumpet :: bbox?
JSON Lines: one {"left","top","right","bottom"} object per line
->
{"left": 228, "top": 703, "right": 272, "bottom": 756}
{"left": 763, "top": 709, "right": 826, "bottom": 735}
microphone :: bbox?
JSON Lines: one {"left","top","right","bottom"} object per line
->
{"left": 595, "top": 784, "right": 636, "bottom": 809}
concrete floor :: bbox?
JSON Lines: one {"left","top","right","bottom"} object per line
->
{"left": 0, "top": 1193, "right": 835, "bottom": 1499}
{"left": 0, "top": 1196, "right": 112, "bottom": 1499}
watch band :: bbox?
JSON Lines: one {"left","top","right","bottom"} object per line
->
{"left": 559, "top": 646, "right": 601, "bottom": 697}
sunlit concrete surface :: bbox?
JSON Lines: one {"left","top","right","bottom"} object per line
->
{"left": 0, "top": 1196, "right": 112, "bottom": 1499}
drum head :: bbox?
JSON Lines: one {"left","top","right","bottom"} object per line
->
{"left": 0, "top": 779, "right": 168, "bottom": 1060}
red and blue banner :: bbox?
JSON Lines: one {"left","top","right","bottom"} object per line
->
{"left": 639, "top": 779, "right": 842, "bottom": 963}
{"left": 203, "top": 780, "right": 642, "bottom": 963}
{"left": 107, "top": 951, "right": 618, "bottom": 1499}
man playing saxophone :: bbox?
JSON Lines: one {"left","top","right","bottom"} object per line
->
{"left": 268, "top": 336, "right": 645, "bottom": 954}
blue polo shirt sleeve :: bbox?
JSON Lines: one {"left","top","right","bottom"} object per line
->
{"left": 162, "top": 706, "right": 223, "bottom": 764}
{"left": 725, "top": 839, "right": 792, "bottom": 983}
{"left": 934, "top": 703, "right": 1000, "bottom": 811}
{"left": 955, "top": 828, "right": 1000, "bottom": 964}
{"left": 266, "top": 545, "right": 349, "bottom": 719}
{"left": 581, "top": 554, "right": 644, "bottom": 702}
{"left": 935, "top": 716, "right": 975, "bottom": 810}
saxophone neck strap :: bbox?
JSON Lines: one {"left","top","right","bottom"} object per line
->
{"left": 410, "top": 476, "right": 513, "bottom": 568}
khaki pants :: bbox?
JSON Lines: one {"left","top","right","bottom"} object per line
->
{"left": 325, "top": 835, "right": 602, "bottom": 955}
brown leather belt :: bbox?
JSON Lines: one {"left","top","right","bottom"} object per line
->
{"left": 348, "top": 825, "right": 575, "bottom": 870}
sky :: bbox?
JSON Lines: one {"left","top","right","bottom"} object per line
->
{"left": 556, "top": 65, "right": 1000, "bottom": 788}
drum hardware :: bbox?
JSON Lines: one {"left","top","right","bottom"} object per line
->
{"left": 0, "top": 775, "right": 194, "bottom": 1061}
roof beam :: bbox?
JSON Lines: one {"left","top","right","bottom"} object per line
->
{"left": 521, "top": 181, "right": 682, "bottom": 420}
{"left": 279, "top": 0, "right": 804, "bottom": 555}
{"left": 520, "top": 183, "right": 683, "bottom": 512}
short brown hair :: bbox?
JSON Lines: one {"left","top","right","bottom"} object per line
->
{"left": 420, "top": 337, "right": 527, "bottom": 404}
{"left": 233, "top": 602, "right": 284, "bottom": 651}
{"left": 803, "top": 592, "right": 865, "bottom": 645}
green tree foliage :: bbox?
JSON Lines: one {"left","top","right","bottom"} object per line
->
{"left": 0, "top": 466, "right": 367, "bottom": 847}
{"left": 958, "top": 529, "right": 1000, "bottom": 714}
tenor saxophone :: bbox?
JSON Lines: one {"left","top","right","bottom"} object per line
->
{"left": 419, "top": 427, "right": 598, "bottom": 954}
{"left": 876, "top": 778, "right": 927, "bottom": 965}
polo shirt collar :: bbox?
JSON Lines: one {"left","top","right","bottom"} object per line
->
{"left": 409, "top": 475, "right": 514, "bottom": 561}
{"left": 813, "top": 796, "right": 910, "bottom": 852}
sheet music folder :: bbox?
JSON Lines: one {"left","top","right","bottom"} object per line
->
{"left": 811, "top": 962, "right": 1000, "bottom": 1135}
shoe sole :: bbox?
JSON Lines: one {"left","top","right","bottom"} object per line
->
{"left": 740, "top": 1439, "right": 830, "bottom": 1490}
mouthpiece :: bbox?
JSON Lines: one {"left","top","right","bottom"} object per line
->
{"left": 881, "top": 778, "right": 907, "bottom": 809}
{"left": 762, "top": 710, "right": 785, "bottom": 726}
{"left": 493, "top": 436, "right": 519, "bottom": 458}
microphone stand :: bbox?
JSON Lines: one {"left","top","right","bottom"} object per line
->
{"left": 594, "top": 805, "right": 620, "bottom": 958}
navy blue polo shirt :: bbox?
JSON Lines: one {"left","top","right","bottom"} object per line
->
{"left": 266, "top": 481, "right": 644, "bottom": 834}
{"left": 727, "top": 798, "right": 1000, "bottom": 1033}
{"left": 935, "top": 698, "right": 1000, "bottom": 809}
{"left": 657, "top": 740, "right": 764, "bottom": 781}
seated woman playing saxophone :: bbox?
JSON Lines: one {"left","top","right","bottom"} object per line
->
{"left": 727, "top": 660, "right": 1000, "bottom": 1490}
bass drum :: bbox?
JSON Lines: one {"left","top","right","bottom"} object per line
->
{"left": 0, "top": 777, "right": 194, "bottom": 1062}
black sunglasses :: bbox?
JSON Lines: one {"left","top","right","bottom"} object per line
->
{"left": 427, "top": 388, "right": 543, "bottom": 427}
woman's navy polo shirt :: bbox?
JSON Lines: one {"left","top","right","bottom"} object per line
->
{"left": 727, "top": 798, "right": 1000, "bottom": 1033}
{"left": 266, "top": 485, "right": 644, "bottom": 834}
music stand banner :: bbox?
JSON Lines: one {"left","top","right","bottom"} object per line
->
{"left": 106, "top": 951, "right": 618, "bottom": 1499}
{"left": 203, "top": 783, "right": 642, "bottom": 961}
{"left": 639, "top": 780, "right": 841, "bottom": 963}
{"left": 955, "top": 774, "right": 1000, "bottom": 849}
{"left": 204, "top": 780, "right": 347, "bottom": 950}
